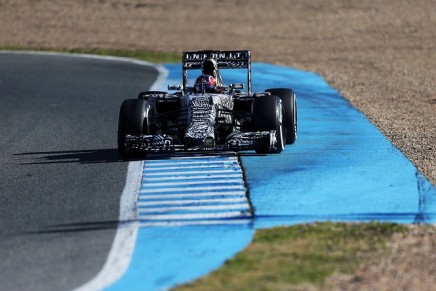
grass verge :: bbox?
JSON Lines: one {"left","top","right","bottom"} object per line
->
{"left": 0, "top": 46, "right": 180, "bottom": 63}
{"left": 174, "top": 222, "right": 406, "bottom": 291}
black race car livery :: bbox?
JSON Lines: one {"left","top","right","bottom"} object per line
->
{"left": 117, "top": 50, "right": 297, "bottom": 158}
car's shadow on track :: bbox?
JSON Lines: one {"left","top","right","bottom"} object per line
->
{"left": 14, "top": 149, "right": 271, "bottom": 165}
{"left": 26, "top": 220, "right": 127, "bottom": 235}
{"left": 14, "top": 149, "right": 124, "bottom": 164}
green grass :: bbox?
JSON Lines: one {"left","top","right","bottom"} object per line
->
{"left": 174, "top": 222, "right": 406, "bottom": 291}
{"left": 0, "top": 46, "right": 180, "bottom": 63}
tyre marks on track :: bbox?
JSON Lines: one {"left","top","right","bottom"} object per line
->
{"left": 137, "top": 154, "right": 253, "bottom": 227}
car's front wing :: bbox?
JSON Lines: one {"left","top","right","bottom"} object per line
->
{"left": 122, "top": 130, "right": 277, "bottom": 153}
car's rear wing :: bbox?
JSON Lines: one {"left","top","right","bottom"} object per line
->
{"left": 182, "top": 50, "right": 252, "bottom": 94}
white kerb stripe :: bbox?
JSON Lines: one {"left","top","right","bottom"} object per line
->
{"left": 143, "top": 164, "right": 238, "bottom": 171}
{"left": 143, "top": 179, "right": 243, "bottom": 187}
{"left": 138, "top": 219, "right": 250, "bottom": 227}
{"left": 142, "top": 173, "right": 242, "bottom": 181}
{"left": 138, "top": 191, "right": 247, "bottom": 199}
{"left": 143, "top": 160, "right": 238, "bottom": 167}
{"left": 138, "top": 203, "right": 250, "bottom": 213}
{"left": 138, "top": 211, "right": 251, "bottom": 221}
{"left": 143, "top": 169, "right": 241, "bottom": 176}
{"left": 138, "top": 197, "right": 247, "bottom": 206}
{"left": 139, "top": 186, "right": 245, "bottom": 194}
{"left": 147, "top": 155, "right": 237, "bottom": 161}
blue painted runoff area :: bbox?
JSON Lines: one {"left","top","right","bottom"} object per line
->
{"left": 238, "top": 63, "right": 436, "bottom": 228}
{"left": 108, "top": 225, "right": 253, "bottom": 291}
{"left": 107, "top": 63, "right": 436, "bottom": 290}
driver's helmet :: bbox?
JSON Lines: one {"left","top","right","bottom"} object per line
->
{"left": 202, "top": 58, "right": 218, "bottom": 77}
{"left": 194, "top": 74, "right": 217, "bottom": 93}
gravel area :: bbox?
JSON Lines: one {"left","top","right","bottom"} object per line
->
{"left": 1, "top": 0, "right": 435, "bottom": 289}
{"left": 325, "top": 225, "right": 436, "bottom": 291}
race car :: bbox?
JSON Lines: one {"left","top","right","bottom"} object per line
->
{"left": 117, "top": 50, "right": 297, "bottom": 158}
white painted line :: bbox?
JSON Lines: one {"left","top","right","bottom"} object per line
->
{"left": 148, "top": 154, "right": 236, "bottom": 160}
{"left": 74, "top": 161, "right": 144, "bottom": 291}
{"left": 138, "top": 219, "right": 251, "bottom": 227}
{"left": 71, "top": 52, "right": 168, "bottom": 291}
{"left": 143, "top": 169, "right": 241, "bottom": 176}
{"left": 138, "top": 211, "right": 251, "bottom": 221}
{"left": 143, "top": 164, "right": 238, "bottom": 171}
{"left": 139, "top": 185, "right": 245, "bottom": 194}
{"left": 138, "top": 197, "right": 247, "bottom": 206}
{"left": 142, "top": 179, "right": 243, "bottom": 187}
{"left": 138, "top": 203, "right": 250, "bottom": 213}
{"left": 144, "top": 160, "right": 238, "bottom": 167}
{"left": 138, "top": 191, "right": 247, "bottom": 199}
{"left": 141, "top": 173, "right": 242, "bottom": 181}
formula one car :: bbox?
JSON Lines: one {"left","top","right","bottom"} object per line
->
{"left": 117, "top": 50, "right": 297, "bottom": 158}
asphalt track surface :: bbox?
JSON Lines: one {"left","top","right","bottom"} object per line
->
{"left": 0, "top": 52, "right": 158, "bottom": 291}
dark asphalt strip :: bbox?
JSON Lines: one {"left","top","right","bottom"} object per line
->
{"left": 0, "top": 52, "right": 158, "bottom": 291}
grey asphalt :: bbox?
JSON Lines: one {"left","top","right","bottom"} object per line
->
{"left": 0, "top": 52, "right": 158, "bottom": 291}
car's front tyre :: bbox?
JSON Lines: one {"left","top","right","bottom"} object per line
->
{"left": 252, "top": 95, "right": 285, "bottom": 154}
{"left": 266, "top": 88, "right": 297, "bottom": 144}
{"left": 117, "top": 99, "right": 149, "bottom": 159}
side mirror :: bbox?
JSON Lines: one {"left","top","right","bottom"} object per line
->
{"left": 230, "top": 83, "right": 245, "bottom": 90}
{"left": 168, "top": 84, "right": 183, "bottom": 91}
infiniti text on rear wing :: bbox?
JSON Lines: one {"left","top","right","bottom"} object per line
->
{"left": 183, "top": 50, "right": 250, "bottom": 69}
{"left": 182, "top": 50, "right": 252, "bottom": 93}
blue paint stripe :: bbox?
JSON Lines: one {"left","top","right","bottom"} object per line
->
{"left": 141, "top": 170, "right": 242, "bottom": 176}
{"left": 138, "top": 201, "right": 248, "bottom": 208}
{"left": 140, "top": 182, "right": 244, "bottom": 187}
{"left": 139, "top": 187, "right": 245, "bottom": 192}
{"left": 144, "top": 157, "right": 237, "bottom": 163}
{"left": 143, "top": 160, "right": 238, "bottom": 165}
{"left": 141, "top": 178, "right": 244, "bottom": 184}
{"left": 143, "top": 165, "right": 240, "bottom": 171}
{"left": 138, "top": 206, "right": 251, "bottom": 214}
{"left": 138, "top": 195, "right": 247, "bottom": 203}
{"left": 138, "top": 188, "right": 245, "bottom": 195}
{"left": 137, "top": 219, "right": 252, "bottom": 224}
{"left": 140, "top": 177, "right": 243, "bottom": 183}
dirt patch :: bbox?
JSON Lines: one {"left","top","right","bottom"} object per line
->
{"left": 1, "top": 0, "right": 435, "bottom": 289}
{"left": 325, "top": 224, "right": 436, "bottom": 290}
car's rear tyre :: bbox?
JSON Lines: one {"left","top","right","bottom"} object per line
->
{"left": 252, "top": 95, "right": 285, "bottom": 154}
{"left": 266, "top": 88, "right": 297, "bottom": 144}
{"left": 118, "top": 99, "right": 149, "bottom": 158}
